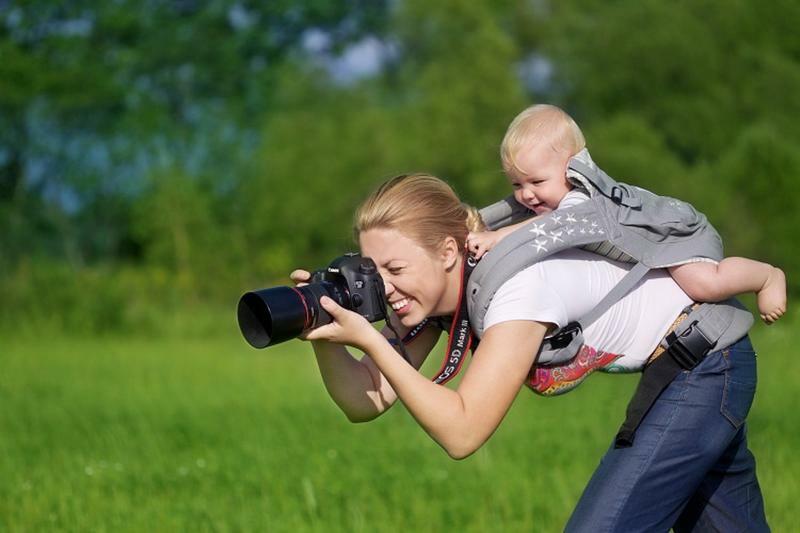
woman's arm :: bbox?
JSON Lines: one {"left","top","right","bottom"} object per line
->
{"left": 366, "top": 319, "right": 545, "bottom": 458}
{"left": 291, "top": 268, "right": 438, "bottom": 422}
{"left": 306, "top": 295, "right": 546, "bottom": 459}
{"left": 311, "top": 318, "right": 440, "bottom": 422}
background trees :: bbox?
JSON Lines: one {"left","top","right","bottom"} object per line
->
{"left": 2, "top": 0, "right": 798, "bottom": 333}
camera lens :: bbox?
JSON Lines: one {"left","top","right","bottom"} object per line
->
{"left": 237, "top": 287, "right": 309, "bottom": 348}
{"left": 237, "top": 282, "right": 349, "bottom": 348}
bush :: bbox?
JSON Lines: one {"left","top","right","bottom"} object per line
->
{"left": 0, "top": 260, "right": 231, "bottom": 337}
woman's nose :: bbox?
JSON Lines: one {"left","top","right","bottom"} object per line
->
{"left": 382, "top": 278, "right": 395, "bottom": 296}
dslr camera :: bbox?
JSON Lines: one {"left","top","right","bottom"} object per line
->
{"left": 237, "top": 253, "right": 388, "bottom": 348}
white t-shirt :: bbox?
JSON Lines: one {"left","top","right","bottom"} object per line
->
{"left": 481, "top": 249, "right": 692, "bottom": 371}
{"left": 557, "top": 188, "right": 590, "bottom": 209}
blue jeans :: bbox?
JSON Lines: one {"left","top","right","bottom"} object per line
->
{"left": 565, "top": 336, "right": 769, "bottom": 532}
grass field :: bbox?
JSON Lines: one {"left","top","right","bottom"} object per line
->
{"left": 1, "top": 313, "right": 798, "bottom": 532}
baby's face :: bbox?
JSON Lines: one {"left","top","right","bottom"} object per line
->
{"left": 507, "top": 143, "right": 573, "bottom": 214}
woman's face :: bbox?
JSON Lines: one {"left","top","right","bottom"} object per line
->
{"left": 359, "top": 228, "right": 455, "bottom": 327}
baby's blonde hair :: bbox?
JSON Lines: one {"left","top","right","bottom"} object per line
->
{"left": 354, "top": 174, "right": 485, "bottom": 255}
{"left": 501, "top": 104, "right": 586, "bottom": 176}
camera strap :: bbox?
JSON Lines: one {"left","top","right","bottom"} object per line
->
{"left": 398, "top": 317, "right": 433, "bottom": 344}
{"left": 431, "top": 255, "right": 478, "bottom": 385}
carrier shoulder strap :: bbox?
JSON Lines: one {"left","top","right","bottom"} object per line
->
{"left": 535, "top": 260, "right": 651, "bottom": 366}
{"left": 578, "top": 261, "right": 651, "bottom": 329}
{"left": 468, "top": 200, "right": 613, "bottom": 334}
{"left": 426, "top": 257, "right": 651, "bottom": 382}
{"left": 478, "top": 194, "right": 535, "bottom": 231}
{"left": 568, "top": 151, "right": 642, "bottom": 209}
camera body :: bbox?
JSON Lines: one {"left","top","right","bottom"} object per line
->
{"left": 310, "top": 253, "right": 388, "bottom": 325}
{"left": 237, "top": 253, "right": 388, "bottom": 348}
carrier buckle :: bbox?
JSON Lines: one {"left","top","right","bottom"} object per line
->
{"left": 610, "top": 186, "right": 624, "bottom": 205}
{"left": 665, "top": 321, "right": 714, "bottom": 370}
{"left": 547, "top": 322, "right": 581, "bottom": 350}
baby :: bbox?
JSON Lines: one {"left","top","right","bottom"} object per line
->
{"left": 469, "top": 104, "right": 786, "bottom": 324}
{"left": 468, "top": 105, "right": 787, "bottom": 395}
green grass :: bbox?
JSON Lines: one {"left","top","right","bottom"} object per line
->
{"left": 1, "top": 315, "right": 797, "bottom": 532}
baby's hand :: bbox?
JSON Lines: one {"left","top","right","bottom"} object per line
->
{"left": 466, "top": 230, "right": 501, "bottom": 259}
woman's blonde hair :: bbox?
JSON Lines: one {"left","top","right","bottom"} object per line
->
{"left": 500, "top": 104, "right": 586, "bottom": 176}
{"left": 354, "top": 173, "right": 485, "bottom": 254}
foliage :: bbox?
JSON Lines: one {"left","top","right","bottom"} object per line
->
{"left": 0, "top": 0, "right": 389, "bottom": 268}
{"left": 540, "top": 0, "right": 800, "bottom": 291}
{"left": 1, "top": 0, "right": 799, "bottom": 332}
{"left": 238, "top": 0, "right": 527, "bottom": 284}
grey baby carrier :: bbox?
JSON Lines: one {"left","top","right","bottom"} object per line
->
{"left": 430, "top": 149, "right": 753, "bottom": 447}
{"left": 469, "top": 148, "right": 751, "bottom": 363}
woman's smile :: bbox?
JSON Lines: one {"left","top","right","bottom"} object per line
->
{"left": 390, "top": 297, "right": 411, "bottom": 314}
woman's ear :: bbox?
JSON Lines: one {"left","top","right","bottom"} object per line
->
{"left": 441, "top": 236, "right": 459, "bottom": 271}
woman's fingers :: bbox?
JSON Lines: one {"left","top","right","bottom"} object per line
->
{"left": 301, "top": 298, "right": 346, "bottom": 343}
{"left": 290, "top": 269, "right": 311, "bottom": 281}
{"left": 319, "top": 296, "right": 346, "bottom": 317}
{"left": 302, "top": 324, "right": 334, "bottom": 341}
{"left": 290, "top": 269, "right": 311, "bottom": 287}
{"left": 303, "top": 296, "right": 379, "bottom": 350}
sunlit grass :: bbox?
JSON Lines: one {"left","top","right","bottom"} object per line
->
{"left": 1, "top": 312, "right": 796, "bottom": 531}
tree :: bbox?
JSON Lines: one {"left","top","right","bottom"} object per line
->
{"left": 0, "top": 1, "right": 391, "bottom": 267}
{"left": 541, "top": 0, "right": 800, "bottom": 163}
{"left": 237, "top": 0, "right": 530, "bottom": 282}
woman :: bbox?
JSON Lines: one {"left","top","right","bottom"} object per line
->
{"left": 291, "top": 173, "right": 769, "bottom": 532}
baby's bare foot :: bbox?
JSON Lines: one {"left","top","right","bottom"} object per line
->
{"left": 758, "top": 267, "right": 787, "bottom": 324}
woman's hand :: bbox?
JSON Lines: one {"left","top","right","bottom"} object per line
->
{"left": 303, "top": 296, "right": 385, "bottom": 352}
{"left": 289, "top": 269, "right": 389, "bottom": 352}
{"left": 289, "top": 269, "right": 317, "bottom": 342}
{"left": 290, "top": 267, "right": 397, "bottom": 421}
{"left": 290, "top": 269, "right": 383, "bottom": 349}
{"left": 290, "top": 269, "right": 311, "bottom": 286}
